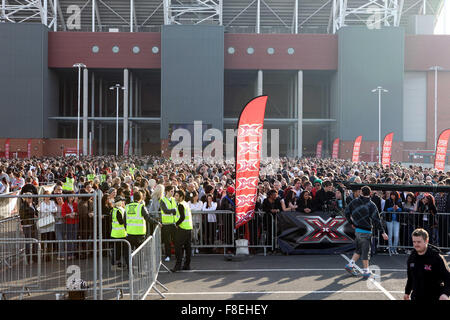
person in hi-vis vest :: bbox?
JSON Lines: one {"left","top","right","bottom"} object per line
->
{"left": 111, "top": 196, "right": 128, "bottom": 270}
{"left": 171, "top": 190, "right": 193, "bottom": 272}
{"left": 125, "top": 190, "right": 161, "bottom": 252}
{"left": 160, "top": 186, "right": 177, "bottom": 262}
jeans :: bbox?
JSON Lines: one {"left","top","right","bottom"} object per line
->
{"left": 65, "top": 224, "right": 78, "bottom": 257}
{"left": 386, "top": 220, "right": 400, "bottom": 251}
{"left": 54, "top": 223, "right": 65, "bottom": 257}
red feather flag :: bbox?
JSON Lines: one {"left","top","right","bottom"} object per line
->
{"left": 235, "top": 96, "right": 268, "bottom": 229}
{"left": 434, "top": 129, "right": 450, "bottom": 172}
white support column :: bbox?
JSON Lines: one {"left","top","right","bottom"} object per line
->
{"left": 92, "top": 0, "right": 96, "bottom": 32}
{"left": 256, "top": 0, "right": 260, "bottom": 34}
{"left": 135, "top": 78, "right": 139, "bottom": 155}
{"left": 130, "top": 0, "right": 134, "bottom": 32}
{"left": 42, "top": 0, "right": 48, "bottom": 26}
{"left": 294, "top": 0, "right": 298, "bottom": 34}
{"left": 99, "top": 79, "right": 103, "bottom": 155}
{"left": 91, "top": 72, "right": 95, "bottom": 143}
{"left": 297, "top": 70, "right": 303, "bottom": 158}
{"left": 83, "top": 68, "right": 89, "bottom": 156}
{"left": 54, "top": 0, "right": 58, "bottom": 31}
{"left": 257, "top": 70, "right": 263, "bottom": 96}
{"left": 129, "top": 72, "right": 133, "bottom": 155}
{"left": 123, "top": 69, "right": 129, "bottom": 155}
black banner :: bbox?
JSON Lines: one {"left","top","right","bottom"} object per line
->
{"left": 277, "top": 211, "right": 355, "bottom": 255}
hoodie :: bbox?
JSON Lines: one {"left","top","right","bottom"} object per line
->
{"left": 344, "top": 196, "right": 385, "bottom": 234}
{"left": 405, "top": 245, "right": 450, "bottom": 301}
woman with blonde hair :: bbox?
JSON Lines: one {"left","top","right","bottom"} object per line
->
{"left": 149, "top": 184, "right": 164, "bottom": 219}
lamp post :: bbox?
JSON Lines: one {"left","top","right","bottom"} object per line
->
{"left": 371, "top": 86, "right": 388, "bottom": 165}
{"left": 73, "top": 63, "right": 86, "bottom": 159}
{"left": 429, "top": 66, "right": 443, "bottom": 151}
{"left": 109, "top": 84, "right": 125, "bottom": 156}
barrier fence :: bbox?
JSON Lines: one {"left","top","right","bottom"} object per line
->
{"left": 376, "top": 211, "right": 450, "bottom": 253}
{"left": 0, "top": 192, "right": 165, "bottom": 300}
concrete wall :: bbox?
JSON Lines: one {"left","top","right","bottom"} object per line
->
{"left": 0, "top": 23, "right": 58, "bottom": 139}
{"left": 160, "top": 25, "right": 224, "bottom": 139}
{"left": 336, "top": 26, "right": 404, "bottom": 143}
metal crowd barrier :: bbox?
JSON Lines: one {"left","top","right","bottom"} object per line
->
{"left": 130, "top": 225, "right": 168, "bottom": 300}
{"left": 376, "top": 211, "right": 450, "bottom": 253}
{"left": 0, "top": 192, "right": 166, "bottom": 300}
{"left": 190, "top": 210, "right": 274, "bottom": 255}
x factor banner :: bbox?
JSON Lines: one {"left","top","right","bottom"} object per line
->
{"left": 316, "top": 140, "right": 323, "bottom": 159}
{"left": 351, "top": 136, "right": 362, "bottom": 163}
{"left": 235, "top": 96, "right": 268, "bottom": 229}
{"left": 332, "top": 138, "right": 340, "bottom": 159}
{"left": 5, "top": 139, "right": 10, "bottom": 160}
{"left": 27, "top": 139, "right": 31, "bottom": 158}
{"left": 381, "top": 132, "right": 394, "bottom": 168}
{"left": 434, "top": 129, "right": 450, "bottom": 172}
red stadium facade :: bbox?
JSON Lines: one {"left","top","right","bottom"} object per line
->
{"left": 0, "top": 0, "right": 449, "bottom": 164}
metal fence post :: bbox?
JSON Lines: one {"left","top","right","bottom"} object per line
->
{"left": 93, "top": 190, "right": 98, "bottom": 300}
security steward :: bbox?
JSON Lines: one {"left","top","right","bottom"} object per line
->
{"left": 125, "top": 190, "right": 161, "bottom": 251}
{"left": 160, "top": 186, "right": 177, "bottom": 262}
{"left": 171, "top": 190, "right": 193, "bottom": 272}
{"left": 111, "top": 196, "right": 128, "bottom": 270}
{"left": 404, "top": 228, "right": 450, "bottom": 301}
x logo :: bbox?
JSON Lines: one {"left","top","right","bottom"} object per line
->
{"left": 302, "top": 217, "right": 351, "bottom": 243}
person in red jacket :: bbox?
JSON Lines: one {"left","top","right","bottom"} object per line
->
{"left": 61, "top": 192, "right": 79, "bottom": 260}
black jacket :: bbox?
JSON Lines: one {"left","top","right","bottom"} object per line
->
{"left": 405, "top": 245, "right": 450, "bottom": 301}
{"left": 344, "top": 196, "right": 385, "bottom": 234}
{"left": 383, "top": 198, "right": 403, "bottom": 222}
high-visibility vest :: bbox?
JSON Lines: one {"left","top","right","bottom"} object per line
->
{"left": 62, "top": 177, "right": 74, "bottom": 191}
{"left": 175, "top": 201, "right": 193, "bottom": 230}
{"left": 125, "top": 202, "right": 146, "bottom": 235}
{"left": 87, "top": 174, "right": 96, "bottom": 182}
{"left": 111, "top": 207, "right": 127, "bottom": 238}
{"left": 160, "top": 197, "right": 176, "bottom": 225}
{"left": 100, "top": 174, "right": 106, "bottom": 183}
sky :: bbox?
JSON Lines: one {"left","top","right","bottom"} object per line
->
{"left": 434, "top": 0, "right": 450, "bottom": 34}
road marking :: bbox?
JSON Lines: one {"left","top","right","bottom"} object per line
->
{"left": 145, "top": 290, "right": 404, "bottom": 296}
{"left": 340, "top": 254, "right": 397, "bottom": 300}
{"left": 160, "top": 268, "right": 406, "bottom": 273}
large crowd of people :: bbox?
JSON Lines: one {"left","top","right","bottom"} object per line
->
{"left": 1, "top": 156, "right": 450, "bottom": 260}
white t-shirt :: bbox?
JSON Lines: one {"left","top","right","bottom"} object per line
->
{"left": 202, "top": 202, "right": 217, "bottom": 223}
{"left": 189, "top": 201, "right": 203, "bottom": 224}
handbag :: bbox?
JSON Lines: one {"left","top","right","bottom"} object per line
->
{"left": 37, "top": 214, "right": 55, "bottom": 229}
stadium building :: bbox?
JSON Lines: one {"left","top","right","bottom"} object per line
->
{"left": 0, "top": 0, "right": 449, "bottom": 163}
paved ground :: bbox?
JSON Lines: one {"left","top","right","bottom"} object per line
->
{"left": 146, "top": 252, "right": 449, "bottom": 301}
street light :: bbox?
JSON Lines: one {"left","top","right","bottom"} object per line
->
{"left": 109, "top": 84, "right": 125, "bottom": 156}
{"left": 371, "top": 86, "right": 388, "bottom": 165}
{"left": 73, "top": 63, "right": 86, "bottom": 159}
{"left": 429, "top": 66, "right": 443, "bottom": 151}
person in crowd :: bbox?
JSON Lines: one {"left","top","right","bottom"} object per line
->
{"left": 281, "top": 189, "right": 298, "bottom": 212}
{"left": 172, "top": 190, "right": 194, "bottom": 272}
{"left": 202, "top": 193, "right": 217, "bottom": 246}
{"left": 78, "top": 188, "right": 94, "bottom": 259}
{"left": 38, "top": 190, "right": 57, "bottom": 260}
{"left": 160, "top": 185, "right": 177, "bottom": 262}
{"left": 188, "top": 190, "right": 203, "bottom": 254}
{"left": 110, "top": 196, "right": 128, "bottom": 270}
{"left": 416, "top": 193, "right": 439, "bottom": 246}
{"left": 384, "top": 191, "right": 403, "bottom": 255}
{"left": 297, "top": 190, "right": 314, "bottom": 214}
{"left": 61, "top": 192, "right": 78, "bottom": 260}
{"left": 19, "top": 192, "right": 38, "bottom": 264}
{"left": 54, "top": 195, "right": 65, "bottom": 261}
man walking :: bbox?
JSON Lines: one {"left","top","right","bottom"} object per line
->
{"left": 344, "top": 186, "right": 388, "bottom": 279}
{"left": 404, "top": 228, "right": 450, "bottom": 301}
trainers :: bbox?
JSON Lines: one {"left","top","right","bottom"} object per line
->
{"left": 164, "top": 256, "right": 170, "bottom": 262}
{"left": 362, "top": 271, "right": 372, "bottom": 279}
{"left": 345, "top": 264, "right": 358, "bottom": 276}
